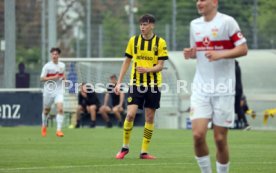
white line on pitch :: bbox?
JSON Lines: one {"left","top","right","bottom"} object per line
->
{"left": 0, "top": 161, "right": 276, "bottom": 172}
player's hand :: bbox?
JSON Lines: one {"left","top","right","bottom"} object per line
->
{"left": 205, "top": 51, "right": 221, "bottom": 62}
{"left": 52, "top": 74, "right": 60, "bottom": 80}
{"left": 136, "top": 67, "right": 148, "bottom": 74}
{"left": 183, "top": 47, "right": 196, "bottom": 59}
{"left": 114, "top": 83, "right": 121, "bottom": 95}
{"left": 59, "top": 74, "right": 65, "bottom": 80}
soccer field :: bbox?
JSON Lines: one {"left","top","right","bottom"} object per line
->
{"left": 0, "top": 127, "right": 275, "bottom": 173}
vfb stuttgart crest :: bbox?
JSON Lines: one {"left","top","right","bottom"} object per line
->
{"left": 202, "top": 36, "right": 210, "bottom": 47}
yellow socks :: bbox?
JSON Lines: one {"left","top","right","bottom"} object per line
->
{"left": 123, "top": 119, "right": 134, "bottom": 148}
{"left": 141, "top": 122, "right": 154, "bottom": 153}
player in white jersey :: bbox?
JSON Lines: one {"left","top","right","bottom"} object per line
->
{"left": 40, "top": 47, "right": 66, "bottom": 137}
{"left": 183, "top": 0, "right": 248, "bottom": 173}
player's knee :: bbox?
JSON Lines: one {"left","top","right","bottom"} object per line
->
{"left": 126, "top": 113, "right": 135, "bottom": 121}
{"left": 214, "top": 134, "right": 226, "bottom": 150}
{"left": 193, "top": 131, "right": 205, "bottom": 144}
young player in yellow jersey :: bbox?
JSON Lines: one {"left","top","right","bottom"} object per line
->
{"left": 114, "top": 14, "right": 169, "bottom": 159}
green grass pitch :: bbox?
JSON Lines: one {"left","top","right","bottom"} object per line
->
{"left": 0, "top": 127, "right": 275, "bottom": 173}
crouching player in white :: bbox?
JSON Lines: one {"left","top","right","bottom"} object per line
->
{"left": 40, "top": 47, "right": 66, "bottom": 137}
{"left": 183, "top": 0, "right": 248, "bottom": 172}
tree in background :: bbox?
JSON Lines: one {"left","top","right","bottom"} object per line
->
{"left": 258, "top": 0, "right": 276, "bottom": 49}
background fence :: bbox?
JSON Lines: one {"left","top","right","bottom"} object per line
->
{"left": 0, "top": 0, "right": 275, "bottom": 88}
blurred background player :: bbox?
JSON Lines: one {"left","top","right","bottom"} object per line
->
{"left": 183, "top": 0, "right": 248, "bottom": 172}
{"left": 40, "top": 47, "right": 65, "bottom": 137}
{"left": 234, "top": 60, "right": 251, "bottom": 130}
{"left": 76, "top": 83, "right": 112, "bottom": 128}
{"left": 114, "top": 14, "right": 169, "bottom": 159}
{"left": 99, "top": 75, "right": 124, "bottom": 127}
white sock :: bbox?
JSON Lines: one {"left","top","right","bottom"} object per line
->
{"left": 216, "top": 161, "right": 230, "bottom": 173}
{"left": 42, "top": 113, "right": 48, "bottom": 127}
{"left": 195, "top": 155, "right": 212, "bottom": 173}
{"left": 122, "top": 144, "right": 129, "bottom": 149}
{"left": 56, "top": 114, "right": 64, "bottom": 131}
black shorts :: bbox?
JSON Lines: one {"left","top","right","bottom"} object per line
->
{"left": 81, "top": 103, "right": 100, "bottom": 112}
{"left": 127, "top": 86, "right": 161, "bottom": 110}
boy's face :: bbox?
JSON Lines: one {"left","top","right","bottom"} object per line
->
{"left": 109, "top": 77, "right": 117, "bottom": 84}
{"left": 196, "top": 0, "right": 217, "bottom": 16}
{"left": 51, "top": 51, "right": 60, "bottom": 63}
{"left": 140, "top": 22, "right": 154, "bottom": 36}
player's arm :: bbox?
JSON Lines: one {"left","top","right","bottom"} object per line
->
{"left": 183, "top": 23, "right": 197, "bottom": 60}
{"left": 137, "top": 38, "right": 168, "bottom": 73}
{"left": 40, "top": 66, "right": 59, "bottom": 82}
{"left": 115, "top": 58, "right": 131, "bottom": 95}
{"left": 137, "top": 60, "right": 165, "bottom": 73}
{"left": 183, "top": 47, "right": 196, "bottom": 59}
{"left": 205, "top": 43, "right": 248, "bottom": 62}
{"left": 206, "top": 18, "right": 248, "bottom": 61}
{"left": 40, "top": 75, "right": 58, "bottom": 82}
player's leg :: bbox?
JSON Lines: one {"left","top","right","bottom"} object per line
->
{"left": 116, "top": 86, "right": 143, "bottom": 159}
{"left": 41, "top": 96, "right": 54, "bottom": 137}
{"left": 190, "top": 93, "right": 213, "bottom": 173}
{"left": 116, "top": 104, "right": 139, "bottom": 159}
{"left": 55, "top": 94, "right": 64, "bottom": 137}
{"left": 213, "top": 126, "right": 229, "bottom": 173}
{"left": 212, "top": 95, "right": 235, "bottom": 173}
{"left": 140, "top": 107, "right": 156, "bottom": 159}
{"left": 87, "top": 104, "right": 97, "bottom": 128}
{"left": 139, "top": 87, "right": 160, "bottom": 159}
{"left": 112, "top": 105, "right": 123, "bottom": 127}
{"left": 99, "top": 105, "right": 113, "bottom": 127}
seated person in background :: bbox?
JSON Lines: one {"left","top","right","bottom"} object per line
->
{"left": 99, "top": 75, "right": 125, "bottom": 127}
{"left": 76, "top": 83, "right": 112, "bottom": 128}
{"left": 237, "top": 95, "right": 251, "bottom": 130}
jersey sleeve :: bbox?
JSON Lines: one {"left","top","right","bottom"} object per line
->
{"left": 125, "top": 36, "right": 134, "bottom": 59}
{"left": 158, "top": 38, "right": 169, "bottom": 60}
{"left": 40, "top": 65, "right": 47, "bottom": 78}
{"left": 190, "top": 22, "right": 196, "bottom": 47}
{"left": 59, "top": 63, "right": 66, "bottom": 77}
{"left": 227, "top": 17, "right": 246, "bottom": 46}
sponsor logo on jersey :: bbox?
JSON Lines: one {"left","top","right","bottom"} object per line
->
{"left": 136, "top": 56, "right": 153, "bottom": 61}
{"left": 202, "top": 37, "right": 211, "bottom": 47}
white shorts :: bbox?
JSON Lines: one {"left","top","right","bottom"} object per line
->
{"left": 190, "top": 93, "right": 235, "bottom": 128}
{"left": 43, "top": 94, "right": 64, "bottom": 109}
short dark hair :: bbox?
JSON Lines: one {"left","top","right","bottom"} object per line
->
{"left": 50, "top": 47, "right": 61, "bottom": 54}
{"left": 139, "top": 14, "right": 155, "bottom": 24}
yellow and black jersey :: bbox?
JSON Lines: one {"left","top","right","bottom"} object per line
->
{"left": 125, "top": 34, "right": 169, "bottom": 87}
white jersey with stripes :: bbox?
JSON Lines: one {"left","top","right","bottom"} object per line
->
{"left": 190, "top": 12, "right": 246, "bottom": 96}
{"left": 40, "top": 61, "right": 66, "bottom": 96}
